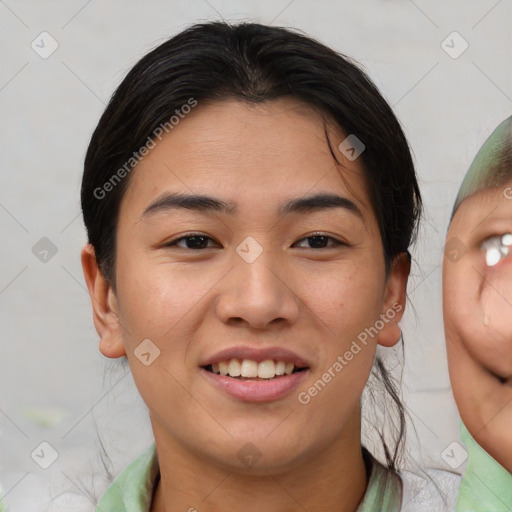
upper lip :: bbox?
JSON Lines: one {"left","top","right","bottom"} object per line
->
{"left": 200, "top": 346, "right": 311, "bottom": 368}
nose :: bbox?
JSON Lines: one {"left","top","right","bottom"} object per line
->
{"left": 215, "top": 250, "right": 300, "bottom": 330}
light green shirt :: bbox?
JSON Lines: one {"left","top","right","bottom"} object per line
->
{"left": 96, "top": 443, "right": 160, "bottom": 512}
{"left": 455, "top": 422, "right": 512, "bottom": 511}
{"left": 0, "top": 423, "right": 509, "bottom": 510}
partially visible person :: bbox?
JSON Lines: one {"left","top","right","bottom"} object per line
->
{"left": 443, "top": 115, "right": 512, "bottom": 509}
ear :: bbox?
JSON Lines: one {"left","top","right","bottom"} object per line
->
{"left": 377, "top": 252, "right": 410, "bottom": 348}
{"left": 81, "top": 244, "right": 126, "bottom": 358}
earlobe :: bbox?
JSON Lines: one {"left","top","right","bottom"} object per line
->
{"left": 377, "top": 252, "right": 410, "bottom": 348}
{"left": 81, "top": 244, "right": 126, "bottom": 359}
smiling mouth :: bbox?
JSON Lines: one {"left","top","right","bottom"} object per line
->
{"left": 203, "top": 359, "right": 308, "bottom": 380}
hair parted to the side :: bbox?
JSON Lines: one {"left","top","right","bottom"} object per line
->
{"left": 81, "top": 21, "right": 422, "bottom": 474}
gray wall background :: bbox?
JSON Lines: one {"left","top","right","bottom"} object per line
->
{"left": 1, "top": 0, "right": 511, "bottom": 509}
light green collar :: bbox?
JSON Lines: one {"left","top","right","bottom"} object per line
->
{"left": 96, "top": 443, "right": 159, "bottom": 512}
{"left": 96, "top": 444, "right": 402, "bottom": 512}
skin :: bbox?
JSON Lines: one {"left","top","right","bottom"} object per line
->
{"left": 443, "top": 181, "right": 512, "bottom": 471}
{"left": 82, "top": 98, "right": 409, "bottom": 511}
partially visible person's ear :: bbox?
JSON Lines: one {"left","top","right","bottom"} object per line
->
{"left": 81, "top": 244, "right": 126, "bottom": 358}
{"left": 377, "top": 252, "right": 410, "bottom": 348}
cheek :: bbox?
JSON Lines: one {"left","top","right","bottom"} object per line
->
{"left": 482, "top": 259, "right": 512, "bottom": 314}
{"left": 114, "top": 260, "right": 212, "bottom": 420}
{"left": 480, "top": 265, "right": 512, "bottom": 358}
{"left": 299, "top": 264, "right": 384, "bottom": 345}
{"left": 447, "top": 260, "right": 512, "bottom": 377}
{"left": 116, "top": 256, "right": 220, "bottom": 343}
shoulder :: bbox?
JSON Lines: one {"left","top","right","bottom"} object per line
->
{"left": 400, "top": 467, "right": 461, "bottom": 512}
{"left": 358, "top": 451, "right": 461, "bottom": 512}
{"left": 95, "top": 443, "right": 159, "bottom": 511}
{"left": 456, "top": 423, "right": 512, "bottom": 509}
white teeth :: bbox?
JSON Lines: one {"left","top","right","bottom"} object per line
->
{"left": 228, "top": 359, "right": 241, "bottom": 377}
{"left": 275, "top": 361, "right": 285, "bottom": 376}
{"left": 209, "top": 358, "right": 303, "bottom": 379}
{"left": 219, "top": 361, "right": 229, "bottom": 376}
{"left": 240, "top": 359, "right": 258, "bottom": 378}
{"left": 257, "top": 360, "right": 275, "bottom": 379}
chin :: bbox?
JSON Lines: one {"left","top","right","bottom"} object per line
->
{"left": 206, "top": 434, "right": 313, "bottom": 475}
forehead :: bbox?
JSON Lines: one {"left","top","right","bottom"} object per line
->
{"left": 120, "top": 98, "right": 374, "bottom": 221}
{"left": 450, "top": 182, "right": 512, "bottom": 233}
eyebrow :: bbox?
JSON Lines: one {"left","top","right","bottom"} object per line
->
{"left": 278, "top": 193, "right": 362, "bottom": 218}
{"left": 141, "top": 192, "right": 363, "bottom": 219}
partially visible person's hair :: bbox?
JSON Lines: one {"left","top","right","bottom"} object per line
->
{"left": 81, "top": 21, "right": 422, "bottom": 473}
{"left": 451, "top": 115, "right": 512, "bottom": 217}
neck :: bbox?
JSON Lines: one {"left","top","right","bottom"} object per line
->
{"left": 150, "top": 411, "right": 369, "bottom": 512}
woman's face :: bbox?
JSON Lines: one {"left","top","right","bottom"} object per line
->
{"left": 443, "top": 181, "right": 512, "bottom": 468}
{"left": 89, "top": 98, "right": 407, "bottom": 472}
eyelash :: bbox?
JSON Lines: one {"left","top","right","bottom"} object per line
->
{"left": 480, "top": 233, "right": 512, "bottom": 267}
{"left": 164, "top": 232, "right": 346, "bottom": 250}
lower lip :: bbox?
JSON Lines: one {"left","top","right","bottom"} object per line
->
{"left": 200, "top": 368, "right": 309, "bottom": 402}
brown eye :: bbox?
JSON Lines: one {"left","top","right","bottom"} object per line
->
{"left": 294, "top": 234, "right": 345, "bottom": 249}
{"left": 166, "top": 234, "right": 220, "bottom": 250}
